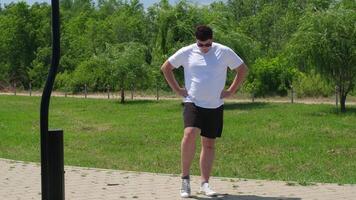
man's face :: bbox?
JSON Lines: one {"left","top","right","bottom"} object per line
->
{"left": 196, "top": 39, "right": 213, "bottom": 53}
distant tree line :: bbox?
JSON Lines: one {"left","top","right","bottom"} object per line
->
{"left": 0, "top": 0, "right": 354, "bottom": 111}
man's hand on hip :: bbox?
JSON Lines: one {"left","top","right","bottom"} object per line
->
{"left": 220, "top": 90, "right": 233, "bottom": 99}
{"left": 177, "top": 88, "right": 188, "bottom": 98}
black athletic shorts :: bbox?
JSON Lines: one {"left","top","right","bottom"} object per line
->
{"left": 183, "top": 102, "right": 224, "bottom": 139}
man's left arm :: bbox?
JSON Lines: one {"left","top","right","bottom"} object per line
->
{"left": 221, "top": 63, "right": 249, "bottom": 99}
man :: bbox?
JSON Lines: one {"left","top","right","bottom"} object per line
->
{"left": 161, "top": 25, "right": 248, "bottom": 198}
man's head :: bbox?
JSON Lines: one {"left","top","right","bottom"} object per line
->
{"left": 195, "top": 25, "right": 213, "bottom": 53}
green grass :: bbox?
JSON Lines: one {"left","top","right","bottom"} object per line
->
{"left": 0, "top": 95, "right": 355, "bottom": 184}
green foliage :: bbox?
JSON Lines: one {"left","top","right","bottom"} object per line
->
{"left": 0, "top": 63, "right": 9, "bottom": 83}
{"left": 70, "top": 56, "right": 109, "bottom": 92}
{"left": 0, "top": 0, "right": 354, "bottom": 102}
{"left": 149, "top": 48, "right": 168, "bottom": 90}
{"left": 105, "top": 42, "right": 149, "bottom": 89}
{"left": 0, "top": 2, "right": 37, "bottom": 87}
{"left": 55, "top": 70, "right": 72, "bottom": 91}
{"left": 60, "top": 11, "right": 95, "bottom": 72}
{"left": 108, "top": 0, "right": 146, "bottom": 43}
{"left": 245, "top": 57, "right": 298, "bottom": 97}
{"left": 293, "top": 71, "right": 334, "bottom": 98}
{"left": 29, "top": 47, "right": 51, "bottom": 88}
{"left": 288, "top": 6, "right": 355, "bottom": 111}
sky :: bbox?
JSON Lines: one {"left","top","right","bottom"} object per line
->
{"left": 0, "top": 0, "right": 224, "bottom": 8}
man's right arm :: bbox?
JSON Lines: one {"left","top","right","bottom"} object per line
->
{"left": 160, "top": 60, "right": 188, "bottom": 97}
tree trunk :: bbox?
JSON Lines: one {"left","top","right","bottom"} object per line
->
{"left": 156, "top": 83, "right": 159, "bottom": 101}
{"left": 121, "top": 87, "right": 125, "bottom": 104}
{"left": 131, "top": 84, "right": 134, "bottom": 100}
{"left": 340, "top": 93, "right": 347, "bottom": 113}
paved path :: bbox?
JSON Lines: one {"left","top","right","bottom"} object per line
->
{"left": 2, "top": 92, "right": 356, "bottom": 106}
{"left": 0, "top": 159, "right": 355, "bottom": 200}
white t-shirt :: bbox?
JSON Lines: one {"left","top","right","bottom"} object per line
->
{"left": 168, "top": 42, "right": 244, "bottom": 108}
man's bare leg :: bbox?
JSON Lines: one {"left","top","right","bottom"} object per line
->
{"left": 200, "top": 136, "right": 216, "bottom": 183}
{"left": 181, "top": 127, "right": 200, "bottom": 177}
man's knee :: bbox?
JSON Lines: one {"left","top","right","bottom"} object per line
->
{"left": 183, "top": 127, "right": 199, "bottom": 141}
{"left": 202, "top": 137, "right": 215, "bottom": 150}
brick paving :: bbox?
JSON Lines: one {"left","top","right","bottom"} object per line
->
{"left": 0, "top": 158, "right": 355, "bottom": 200}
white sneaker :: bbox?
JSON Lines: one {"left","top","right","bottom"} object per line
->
{"left": 199, "top": 182, "right": 217, "bottom": 197}
{"left": 180, "top": 178, "right": 191, "bottom": 198}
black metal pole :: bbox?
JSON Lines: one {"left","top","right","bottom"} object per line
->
{"left": 48, "top": 130, "right": 65, "bottom": 199}
{"left": 40, "top": 0, "right": 64, "bottom": 199}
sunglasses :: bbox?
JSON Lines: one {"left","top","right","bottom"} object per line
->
{"left": 197, "top": 42, "right": 212, "bottom": 47}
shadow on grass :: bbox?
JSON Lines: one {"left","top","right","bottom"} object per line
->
{"left": 115, "top": 99, "right": 159, "bottom": 105}
{"left": 334, "top": 106, "right": 356, "bottom": 115}
{"left": 310, "top": 106, "right": 356, "bottom": 116}
{"left": 190, "top": 194, "right": 301, "bottom": 200}
{"left": 116, "top": 101, "right": 273, "bottom": 111}
{"left": 224, "top": 102, "right": 270, "bottom": 111}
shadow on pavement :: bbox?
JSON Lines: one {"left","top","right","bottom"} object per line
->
{"left": 189, "top": 194, "right": 301, "bottom": 200}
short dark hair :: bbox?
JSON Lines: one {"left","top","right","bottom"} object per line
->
{"left": 195, "top": 25, "right": 213, "bottom": 41}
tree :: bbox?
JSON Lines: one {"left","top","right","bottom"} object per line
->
{"left": 107, "top": 0, "right": 146, "bottom": 44}
{"left": 97, "top": 0, "right": 123, "bottom": 18}
{"left": 0, "top": 2, "right": 37, "bottom": 88}
{"left": 60, "top": 10, "right": 94, "bottom": 72}
{"left": 289, "top": 8, "right": 355, "bottom": 112}
{"left": 146, "top": 0, "right": 173, "bottom": 55}
{"left": 105, "top": 42, "right": 149, "bottom": 103}
{"left": 70, "top": 55, "right": 109, "bottom": 92}
{"left": 29, "top": 47, "right": 51, "bottom": 88}
{"left": 245, "top": 56, "right": 298, "bottom": 97}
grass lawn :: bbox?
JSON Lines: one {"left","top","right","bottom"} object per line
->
{"left": 0, "top": 95, "right": 355, "bottom": 184}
